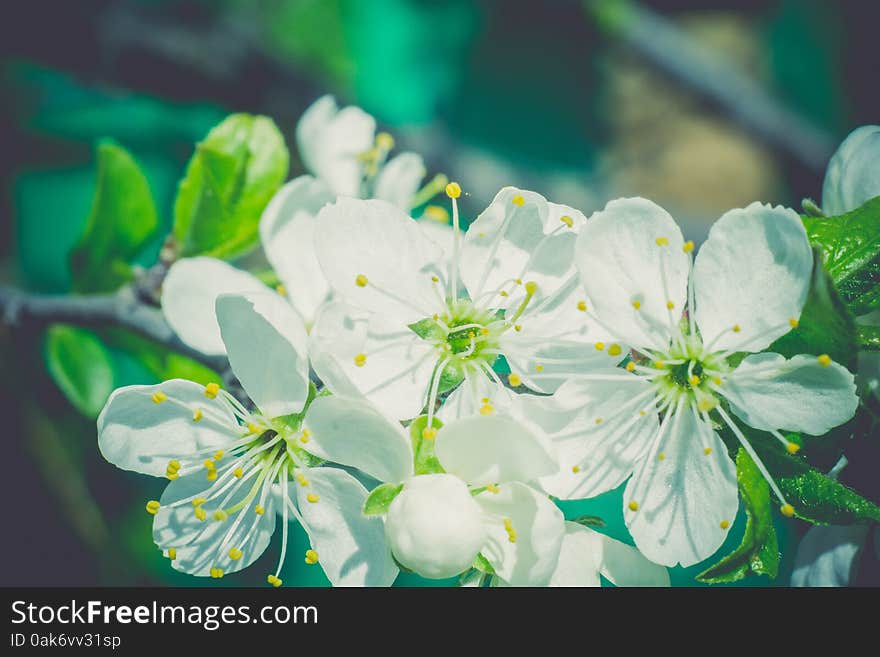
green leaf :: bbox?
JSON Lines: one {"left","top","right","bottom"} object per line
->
{"left": 697, "top": 448, "right": 779, "bottom": 584}
{"left": 409, "top": 415, "right": 445, "bottom": 475}
{"left": 173, "top": 114, "right": 289, "bottom": 259}
{"left": 752, "top": 435, "right": 880, "bottom": 525}
{"left": 769, "top": 251, "right": 857, "bottom": 370}
{"left": 570, "top": 515, "right": 606, "bottom": 528}
{"left": 363, "top": 483, "right": 404, "bottom": 516}
{"left": 408, "top": 317, "right": 445, "bottom": 341}
{"left": 44, "top": 325, "right": 114, "bottom": 418}
{"left": 802, "top": 195, "right": 880, "bottom": 315}
{"left": 472, "top": 552, "right": 496, "bottom": 575}
{"left": 102, "top": 328, "right": 220, "bottom": 384}
{"left": 438, "top": 361, "right": 465, "bottom": 394}
{"left": 858, "top": 324, "right": 880, "bottom": 351}
{"left": 69, "top": 140, "right": 159, "bottom": 293}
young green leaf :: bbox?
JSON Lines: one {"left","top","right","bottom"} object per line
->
{"left": 409, "top": 415, "right": 446, "bottom": 475}
{"left": 802, "top": 195, "right": 880, "bottom": 315}
{"left": 408, "top": 317, "right": 445, "bottom": 341}
{"left": 769, "top": 251, "right": 858, "bottom": 370}
{"left": 173, "top": 114, "right": 289, "bottom": 259}
{"left": 363, "top": 483, "right": 404, "bottom": 516}
{"left": 102, "top": 328, "right": 220, "bottom": 384}
{"left": 472, "top": 552, "right": 496, "bottom": 575}
{"left": 858, "top": 324, "right": 880, "bottom": 351}
{"left": 697, "top": 448, "right": 779, "bottom": 584}
{"left": 69, "top": 140, "right": 159, "bottom": 293}
{"left": 44, "top": 324, "right": 114, "bottom": 418}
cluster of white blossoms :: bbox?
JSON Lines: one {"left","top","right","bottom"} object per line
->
{"left": 97, "top": 96, "right": 860, "bottom": 587}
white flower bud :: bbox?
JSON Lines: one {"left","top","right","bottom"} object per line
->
{"left": 822, "top": 125, "right": 880, "bottom": 216}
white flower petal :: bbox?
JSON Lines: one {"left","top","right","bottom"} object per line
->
{"left": 98, "top": 380, "right": 237, "bottom": 477}
{"left": 435, "top": 414, "right": 558, "bottom": 487}
{"left": 624, "top": 404, "right": 739, "bottom": 568}
{"left": 161, "top": 257, "right": 267, "bottom": 356}
{"left": 259, "top": 175, "right": 335, "bottom": 326}
{"left": 548, "top": 522, "right": 603, "bottom": 587}
{"left": 309, "top": 301, "right": 437, "bottom": 421}
{"left": 791, "top": 524, "right": 869, "bottom": 587}
{"left": 303, "top": 395, "right": 413, "bottom": 482}
{"left": 153, "top": 472, "right": 276, "bottom": 577}
{"left": 296, "top": 95, "right": 375, "bottom": 197}
{"left": 314, "top": 198, "right": 445, "bottom": 323}
{"left": 539, "top": 377, "right": 658, "bottom": 500}
{"left": 293, "top": 467, "right": 398, "bottom": 586}
{"left": 595, "top": 530, "right": 671, "bottom": 587}
{"left": 374, "top": 152, "right": 426, "bottom": 210}
{"left": 575, "top": 198, "right": 688, "bottom": 351}
{"left": 385, "top": 473, "right": 486, "bottom": 579}
{"left": 822, "top": 125, "right": 880, "bottom": 216}
{"left": 475, "top": 481, "right": 565, "bottom": 586}
{"left": 216, "top": 291, "right": 310, "bottom": 418}
{"left": 547, "top": 202, "right": 588, "bottom": 233}
{"left": 724, "top": 353, "right": 858, "bottom": 435}
{"left": 693, "top": 202, "right": 812, "bottom": 352}
{"left": 436, "top": 374, "right": 507, "bottom": 423}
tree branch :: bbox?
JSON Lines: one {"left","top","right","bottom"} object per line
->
{"left": 0, "top": 284, "right": 229, "bottom": 375}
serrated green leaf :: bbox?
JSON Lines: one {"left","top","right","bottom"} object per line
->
{"left": 409, "top": 415, "right": 445, "bottom": 475}
{"left": 697, "top": 448, "right": 778, "bottom": 584}
{"left": 44, "top": 324, "right": 114, "bottom": 418}
{"left": 408, "top": 317, "right": 445, "bottom": 341}
{"left": 69, "top": 140, "right": 159, "bottom": 293}
{"left": 802, "top": 195, "right": 880, "bottom": 315}
{"left": 363, "top": 483, "right": 404, "bottom": 516}
{"left": 173, "top": 114, "right": 289, "bottom": 259}
{"left": 769, "top": 251, "right": 857, "bottom": 370}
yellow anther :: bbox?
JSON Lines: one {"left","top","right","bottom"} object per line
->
{"left": 508, "top": 373, "right": 522, "bottom": 387}
{"left": 213, "top": 510, "right": 228, "bottom": 522}
{"left": 247, "top": 423, "right": 262, "bottom": 435}
{"left": 206, "top": 470, "right": 217, "bottom": 481}
{"left": 690, "top": 375, "right": 700, "bottom": 386}
{"left": 486, "top": 483, "right": 500, "bottom": 494}
{"left": 515, "top": 279, "right": 523, "bottom": 285}
{"left": 571, "top": 465, "right": 581, "bottom": 473}
{"left": 354, "top": 353, "right": 367, "bottom": 367}
{"left": 467, "top": 331, "right": 475, "bottom": 339}
{"left": 432, "top": 313, "right": 439, "bottom": 321}
{"left": 275, "top": 284, "right": 287, "bottom": 297}
{"left": 626, "top": 361, "right": 636, "bottom": 372}
{"left": 594, "top": 417, "right": 603, "bottom": 425}
{"left": 166, "top": 471, "right": 179, "bottom": 481}
{"left": 789, "top": 317, "right": 799, "bottom": 328}
{"left": 233, "top": 467, "right": 243, "bottom": 478}
{"left": 192, "top": 408, "right": 203, "bottom": 422}
{"left": 666, "top": 300, "right": 675, "bottom": 310}
{"left": 639, "top": 410, "right": 647, "bottom": 416}
{"left": 424, "top": 205, "right": 450, "bottom": 223}
{"left": 632, "top": 300, "right": 642, "bottom": 310}
{"left": 305, "top": 549, "right": 319, "bottom": 565}
{"left": 167, "top": 548, "right": 177, "bottom": 560}
{"left": 151, "top": 391, "right": 167, "bottom": 404}
{"left": 192, "top": 498, "right": 206, "bottom": 507}
{"left": 355, "top": 274, "right": 369, "bottom": 287}
{"left": 204, "top": 382, "right": 220, "bottom": 399}
{"left": 194, "top": 507, "right": 207, "bottom": 522}
{"left": 577, "top": 300, "right": 587, "bottom": 312}
{"left": 595, "top": 341, "right": 605, "bottom": 351}
{"left": 299, "top": 430, "right": 311, "bottom": 444}
{"left": 295, "top": 473, "right": 310, "bottom": 486}
{"left": 658, "top": 452, "right": 665, "bottom": 461}
{"left": 514, "top": 324, "right": 522, "bottom": 332}
{"left": 499, "top": 290, "right": 509, "bottom": 297}
{"left": 780, "top": 504, "right": 795, "bottom": 518}
{"left": 306, "top": 493, "right": 320, "bottom": 503}
{"left": 713, "top": 377, "right": 722, "bottom": 386}
{"left": 682, "top": 240, "right": 694, "bottom": 253}
{"left": 655, "top": 237, "right": 669, "bottom": 247}
{"left": 210, "top": 567, "right": 224, "bottom": 579}
{"left": 375, "top": 132, "right": 395, "bottom": 150}
{"left": 786, "top": 442, "right": 801, "bottom": 454}
{"left": 479, "top": 403, "right": 494, "bottom": 416}
{"left": 481, "top": 397, "right": 490, "bottom": 403}
{"left": 422, "top": 426, "right": 438, "bottom": 440}
{"left": 697, "top": 398, "right": 718, "bottom": 412}
{"left": 168, "top": 459, "right": 181, "bottom": 472}
{"left": 720, "top": 520, "right": 730, "bottom": 530}
{"left": 254, "top": 505, "right": 265, "bottom": 515}
{"left": 524, "top": 281, "right": 539, "bottom": 296}
{"left": 654, "top": 360, "right": 665, "bottom": 368}
{"left": 203, "top": 459, "right": 216, "bottom": 470}
{"left": 229, "top": 547, "right": 243, "bottom": 561}
{"left": 535, "top": 364, "right": 544, "bottom": 372}
{"left": 703, "top": 447, "right": 712, "bottom": 455}
{"left": 214, "top": 450, "right": 224, "bottom": 461}
{"left": 818, "top": 354, "right": 832, "bottom": 367}
{"left": 431, "top": 275, "right": 439, "bottom": 283}
{"left": 502, "top": 518, "right": 517, "bottom": 543}
{"left": 445, "top": 182, "right": 462, "bottom": 199}
{"left": 480, "top": 327, "right": 490, "bottom": 336}
{"left": 732, "top": 324, "right": 741, "bottom": 333}
{"left": 511, "top": 194, "right": 525, "bottom": 206}
{"left": 267, "top": 574, "right": 283, "bottom": 587}
{"left": 608, "top": 344, "right": 622, "bottom": 357}
{"left": 628, "top": 501, "right": 639, "bottom": 512}
{"left": 560, "top": 215, "right": 574, "bottom": 228}
{"left": 146, "top": 500, "right": 161, "bottom": 515}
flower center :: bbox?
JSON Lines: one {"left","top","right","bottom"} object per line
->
{"left": 643, "top": 337, "right": 731, "bottom": 412}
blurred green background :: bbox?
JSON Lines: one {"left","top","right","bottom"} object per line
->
{"left": 2, "top": 0, "right": 879, "bottom": 587}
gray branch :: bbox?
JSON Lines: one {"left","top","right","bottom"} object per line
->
{"left": 0, "top": 284, "right": 229, "bottom": 376}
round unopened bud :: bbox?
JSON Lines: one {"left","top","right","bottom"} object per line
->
{"left": 385, "top": 474, "right": 486, "bottom": 579}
